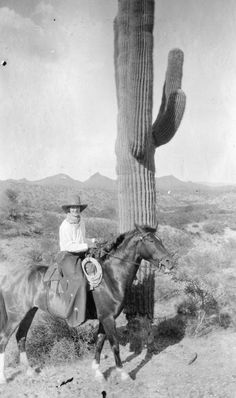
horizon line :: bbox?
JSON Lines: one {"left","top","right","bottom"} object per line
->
{"left": 0, "top": 171, "right": 235, "bottom": 187}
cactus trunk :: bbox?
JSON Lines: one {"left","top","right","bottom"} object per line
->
{"left": 115, "top": 0, "right": 156, "bottom": 234}
{"left": 117, "top": 161, "right": 156, "bottom": 233}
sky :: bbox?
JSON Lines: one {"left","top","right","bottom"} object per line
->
{"left": 0, "top": 0, "right": 236, "bottom": 184}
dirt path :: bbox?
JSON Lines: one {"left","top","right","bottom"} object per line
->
{"left": 1, "top": 329, "right": 236, "bottom": 398}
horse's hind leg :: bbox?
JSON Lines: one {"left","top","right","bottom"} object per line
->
{"left": 0, "top": 292, "right": 20, "bottom": 384}
{"left": 16, "top": 307, "right": 38, "bottom": 376}
{"left": 0, "top": 321, "right": 21, "bottom": 384}
{"left": 92, "top": 322, "right": 106, "bottom": 381}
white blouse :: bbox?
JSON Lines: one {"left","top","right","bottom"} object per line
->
{"left": 59, "top": 218, "right": 88, "bottom": 252}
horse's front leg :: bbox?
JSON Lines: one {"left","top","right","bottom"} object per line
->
{"left": 92, "top": 322, "right": 106, "bottom": 382}
{"left": 102, "top": 316, "right": 130, "bottom": 381}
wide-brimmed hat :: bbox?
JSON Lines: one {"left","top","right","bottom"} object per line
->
{"left": 61, "top": 195, "right": 87, "bottom": 212}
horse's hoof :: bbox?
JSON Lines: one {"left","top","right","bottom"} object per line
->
{"left": 95, "top": 370, "right": 105, "bottom": 383}
{"left": 121, "top": 371, "right": 130, "bottom": 381}
{"left": 116, "top": 368, "right": 131, "bottom": 381}
{"left": 26, "top": 367, "right": 35, "bottom": 377}
{"left": 91, "top": 360, "right": 99, "bottom": 370}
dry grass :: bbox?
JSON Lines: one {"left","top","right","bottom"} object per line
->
{"left": 26, "top": 315, "right": 97, "bottom": 366}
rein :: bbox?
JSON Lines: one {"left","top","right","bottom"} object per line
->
{"left": 106, "top": 253, "right": 141, "bottom": 267}
{"left": 106, "top": 253, "right": 168, "bottom": 272}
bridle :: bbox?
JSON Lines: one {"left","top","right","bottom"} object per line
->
{"left": 104, "top": 232, "right": 171, "bottom": 271}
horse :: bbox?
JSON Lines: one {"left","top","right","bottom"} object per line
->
{"left": 0, "top": 224, "right": 174, "bottom": 383}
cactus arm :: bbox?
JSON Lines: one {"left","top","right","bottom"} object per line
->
{"left": 152, "top": 48, "right": 186, "bottom": 148}
{"left": 124, "top": 0, "right": 154, "bottom": 160}
{"left": 152, "top": 88, "right": 186, "bottom": 147}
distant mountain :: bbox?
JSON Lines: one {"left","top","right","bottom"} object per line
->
{"left": 156, "top": 175, "right": 236, "bottom": 192}
{"left": 155, "top": 175, "right": 203, "bottom": 192}
{"left": 0, "top": 173, "right": 116, "bottom": 191}
{"left": 156, "top": 175, "right": 188, "bottom": 190}
{"left": 0, "top": 173, "right": 235, "bottom": 193}
{"left": 33, "top": 173, "right": 83, "bottom": 187}
{"left": 82, "top": 172, "right": 116, "bottom": 191}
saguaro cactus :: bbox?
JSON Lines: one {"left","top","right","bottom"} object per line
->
{"left": 114, "top": 0, "right": 186, "bottom": 320}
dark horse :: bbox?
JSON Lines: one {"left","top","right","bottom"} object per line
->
{"left": 0, "top": 225, "right": 174, "bottom": 383}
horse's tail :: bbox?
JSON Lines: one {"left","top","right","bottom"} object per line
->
{"left": 0, "top": 291, "right": 8, "bottom": 331}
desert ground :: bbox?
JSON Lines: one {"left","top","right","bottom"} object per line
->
{"left": 0, "top": 176, "right": 236, "bottom": 397}
{"left": 1, "top": 327, "right": 236, "bottom": 398}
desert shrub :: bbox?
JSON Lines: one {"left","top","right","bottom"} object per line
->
{"left": 27, "top": 248, "right": 43, "bottom": 264}
{"left": 175, "top": 276, "right": 233, "bottom": 336}
{"left": 0, "top": 189, "right": 41, "bottom": 238}
{"left": 202, "top": 221, "right": 225, "bottom": 235}
{"left": 172, "top": 238, "right": 236, "bottom": 335}
{"left": 175, "top": 281, "right": 221, "bottom": 336}
{"left": 218, "top": 310, "right": 232, "bottom": 329}
{"left": 39, "top": 211, "right": 61, "bottom": 237}
{"left": 184, "top": 280, "right": 219, "bottom": 314}
{"left": 0, "top": 189, "right": 21, "bottom": 221}
{"left": 177, "top": 297, "right": 198, "bottom": 317}
{"left": 46, "top": 338, "right": 78, "bottom": 365}
{"left": 0, "top": 188, "right": 33, "bottom": 223}
{"left": 27, "top": 315, "right": 97, "bottom": 366}
{"left": 5, "top": 189, "right": 20, "bottom": 218}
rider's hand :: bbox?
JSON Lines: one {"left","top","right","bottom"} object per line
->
{"left": 88, "top": 238, "right": 97, "bottom": 249}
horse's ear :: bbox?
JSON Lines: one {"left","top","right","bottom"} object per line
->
{"left": 134, "top": 224, "right": 144, "bottom": 234}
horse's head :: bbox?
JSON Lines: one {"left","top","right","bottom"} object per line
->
{"left": 135, "top": 224, "right": 175, "bottom": 273}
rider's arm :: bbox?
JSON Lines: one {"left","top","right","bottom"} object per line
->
{"left": 81, "top": 219, "right": 96, "bottom": 248}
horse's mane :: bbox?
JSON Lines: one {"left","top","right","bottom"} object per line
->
{"left": 87, "top": 225, "right": 156, "bottom": 260}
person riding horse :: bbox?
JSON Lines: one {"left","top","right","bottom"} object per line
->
{"left": 54, "top": 195, "right": 98, "bottom": 325}
{"left": 58, "top": 195, "right": 97, "bottom": 277}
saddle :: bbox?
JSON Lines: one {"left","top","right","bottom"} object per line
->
{"left": 44, "top": 252, "right": 88, "bottom": 327}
